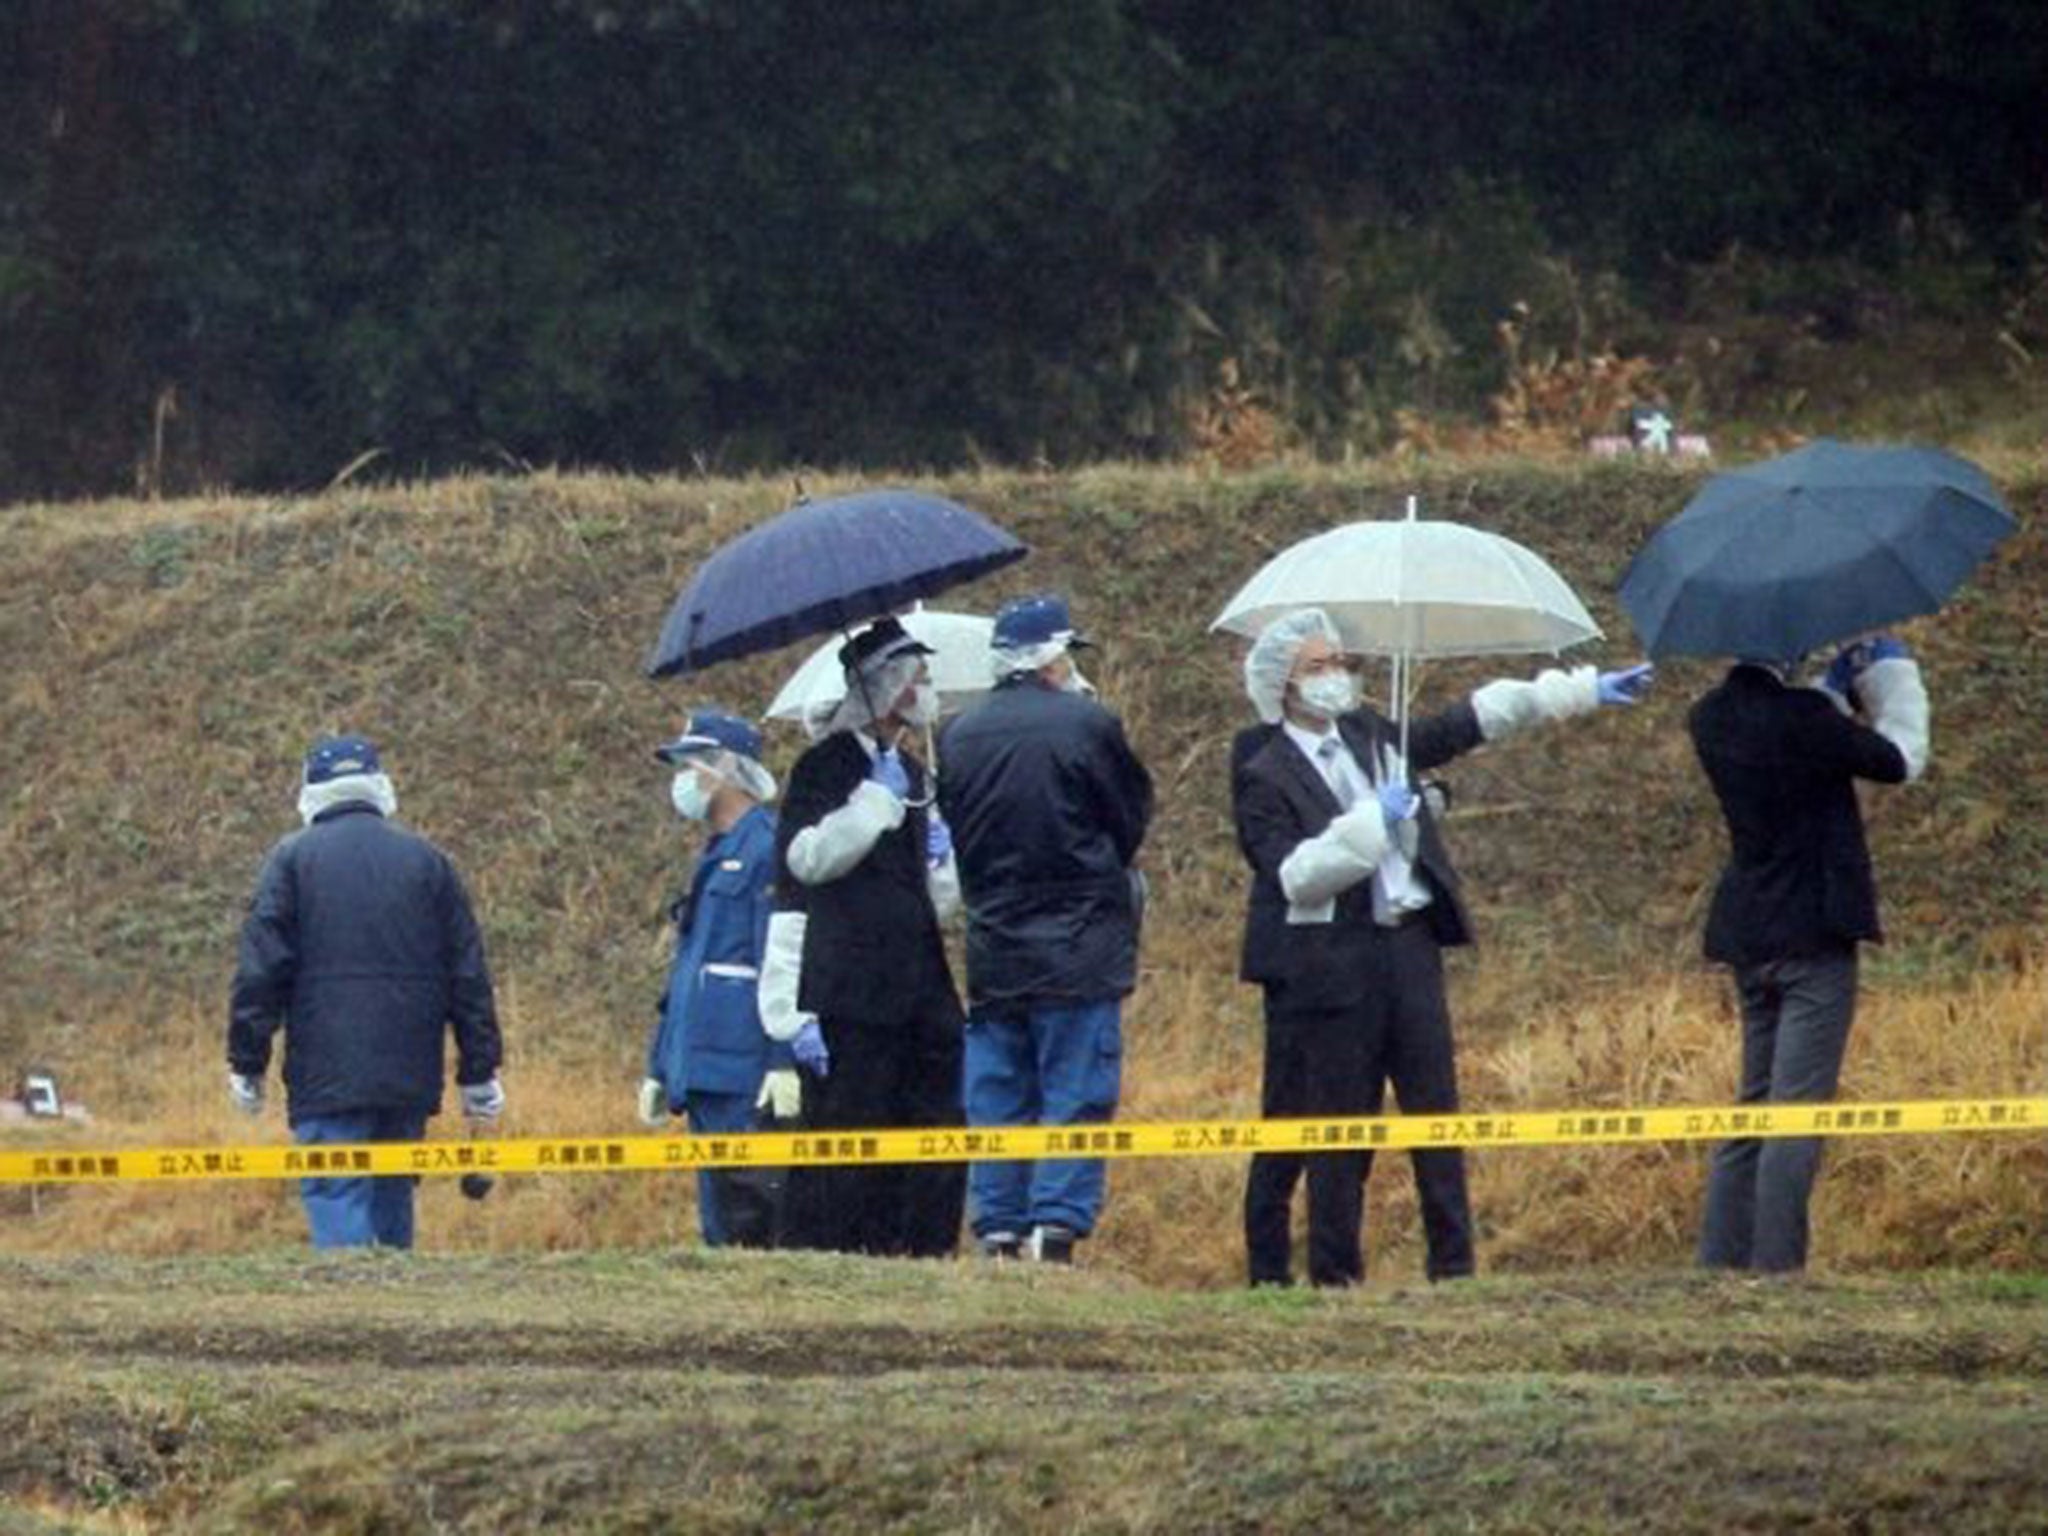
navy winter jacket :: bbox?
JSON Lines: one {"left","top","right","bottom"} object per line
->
{"left": 938, "top": 676, "right": 1153, "bottom": 1008}
{"left": 227, "top": 804, "right": 501, "bottom": 1124}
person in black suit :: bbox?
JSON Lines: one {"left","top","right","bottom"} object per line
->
{"left": 1232, "top": 608, "right": 1651, "bottom": 1286}
{"left": 761, "top": 616, "right": 966, "bottom": 1257}
{"left": 1692, "top": 635, "right": 1928, "bottom": 1272}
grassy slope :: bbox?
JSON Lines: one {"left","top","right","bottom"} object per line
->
{"left": 3, "top": 457, "right": 2043, "bottom": 1017}
{"left": 2, "top": 1252, "right": 2047, "bottom": 1533}
{"left": 1, "top": 458, "right": 2044, "bottom": 1281}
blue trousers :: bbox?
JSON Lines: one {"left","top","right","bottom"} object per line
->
{"left": 683, "top": 1089, "right": 758, "bottom": 1247}
{"left": 964, "top": 999, "right": 1122, "bottom": 1238}
{"left": 294, "top": 1109, "right": 430, "bottom": 1250}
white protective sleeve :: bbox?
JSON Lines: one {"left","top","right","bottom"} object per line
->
{"left": 1278, "top": 804, "right": 1391, "bottom": 920}
{"left": 757, "top": 911, "right": 817, "bottom": 1042}
{"left": 785, "top": 779, "right": 905, "bottom": 885}
{"left": 1856, "top": 657, "right": 1930, "bottom": 781}
{"left": 926, "top": 852, "right": 963, "bottom": 923}
{"left": 1469, "top": 665, "right": 1600, "bottom": 743}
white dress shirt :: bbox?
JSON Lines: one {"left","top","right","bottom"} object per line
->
{"left": 1281, "top": 718, "right": 1432, "bottom": 924}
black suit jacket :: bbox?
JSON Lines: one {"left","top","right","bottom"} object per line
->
{"left": 1689, "top": 664, "right": 1908, "bottom": 966}
{"left": 1233, "top": 701, "right": 1485, "bottom": 1010}
{"left": 774, "top": 732, "right": 961, "bottom": 1033}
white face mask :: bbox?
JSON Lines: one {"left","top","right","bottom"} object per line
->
{"left": 1295, "top": 671, "right": 1359, "bottom": 719}
{"left": 900, "top": 680, "right": 940, "bottom": 729}
{"left": 670, "top": 770, "right": 712, "bottom": 822}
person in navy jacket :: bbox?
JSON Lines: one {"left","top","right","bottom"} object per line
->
{"left": 1692, "top": 636, "right": 1929, "bottom": 1272}
{"left": 639, "top": 710, "right": 796, "bottom": 1248}
{"left": 227, "top": 734, "right": 503, "bottom": 1249}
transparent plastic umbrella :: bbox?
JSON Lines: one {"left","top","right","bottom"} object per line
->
{"left": 764, "top": 608, "right": 995, "bottom": 732}
{"left": 1211, "top": 496, "right": 1602, "bottom": 771}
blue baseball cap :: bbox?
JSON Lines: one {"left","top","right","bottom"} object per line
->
{"left": 654, "top": 710, "right": 764, "bottom": 766}
{"left": 303, "top": 734, "right": 383, "bottom": 785}
{"left": 992, "top": 592, "right": 1091, "bottom": 651}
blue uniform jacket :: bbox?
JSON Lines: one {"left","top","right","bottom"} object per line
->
{"left": 648, "top": 806, "right": 791, "bottom": 1102}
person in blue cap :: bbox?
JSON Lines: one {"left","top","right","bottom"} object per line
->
{"left": 638, "top": 709, "right": 797, "bottom": 1248}
{"left": 938, "top": 593, "right": 1153, "bottom": 1263}
{"left": 227, "top": 734, "right": 503, "bottom": 1249}
{"left": 764, "top": 615, "right": 967, "bottom": 1257}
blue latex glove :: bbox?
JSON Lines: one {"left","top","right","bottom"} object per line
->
{"left": 868, "top": 746, "right": 911, "bottom": 798}
{"left": 1822, "top": 635, "right": 1910, "bottom": 698}
{"left": 925, "top": 807, "right": 954, "bottom": 868}
{"left": 791, "top": 1019, "right": 831, "bottom": 1078}
{"left": 1597, "top": 662, "right": 1655, "bottom": 706}
{"left": 1376, "top": 781, "right": 1419, "bottom": 826}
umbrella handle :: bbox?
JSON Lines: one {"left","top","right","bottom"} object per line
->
{"left": 904, "top": 722, "right": 940, "bottom": 809}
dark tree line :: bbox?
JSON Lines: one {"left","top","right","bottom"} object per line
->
{"left": 2, "top": 0, "right": 2041, "bottom": 500}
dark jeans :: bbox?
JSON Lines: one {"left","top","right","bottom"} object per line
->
{"left": 1244, "top": 921, "right": 1474, "bottom": 1286}
{"left": 682, "top": 1089, "right": 787, "bottom": 1250}
{"left": 1699, "top": 948, "right": 1858, "bottom": 1273}
{"left": 294, "top": 1108, "right": 429, "bottom": 1249}
{"left": 781, "top": 1015, "right": 964, "bottom": 1258}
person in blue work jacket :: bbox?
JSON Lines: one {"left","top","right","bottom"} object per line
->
{"left": 638, "top": 710, "right": 797, "bottom": 1249}
{"left": 938, "top": 593, "right": 1153, "bottom": 1264}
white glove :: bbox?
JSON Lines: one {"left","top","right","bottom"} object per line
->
{"left": 785, "top": 780, "right": 907, "bottom": 884}
{"left": 460, "top": 1076, "right": 505, "bottom": 1123}
{"left": 637, "top": 1077, "right": 667, "bottom": 1127}
{"left": 228, "top": 1071, "right": 264, "bottom": 1117}
{"left": 756, "top": 1068, "right": 802, "bottom": 1121}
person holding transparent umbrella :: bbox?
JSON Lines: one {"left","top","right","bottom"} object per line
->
{"left": 761, "top": 616, "right": 967, "bottom": 1257}
{"left": 1231, "top": 609, "right": 1651, "bottom": 1286}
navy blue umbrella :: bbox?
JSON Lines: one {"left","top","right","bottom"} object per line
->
{"left": 645, "top": 488, "right": 1028, "bottom": 677}
{"left": 1617, "top": 439, "right": 2016, "bottom": 660}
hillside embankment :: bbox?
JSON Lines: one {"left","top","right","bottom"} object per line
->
{"left": 1, "top": 460, "right": 2042, "bottom": 1279}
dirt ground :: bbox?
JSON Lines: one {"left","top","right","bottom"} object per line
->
{"left": 2, "top": 1251, "right": 2045, "bottom": 1533}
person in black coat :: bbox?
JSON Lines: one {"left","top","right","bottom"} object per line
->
{"left": 1232, "top": 608, "right": 1650, "bottom": 1286}
{"left": 1692, "top": 636, "right": 1929, "bottom": 1272}
{"left": 227, "top": 734, "right": 503, "bottom": 1249}
{"left": 938, "top": 593, "right": 1152, "bottom": 1262}
{"left": 762, "top": 617, "right": 966, "bottom": 1257}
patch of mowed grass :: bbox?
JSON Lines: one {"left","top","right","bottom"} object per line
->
{"left": 3, "top": 1256, "right": 2047, "bottom": 1533}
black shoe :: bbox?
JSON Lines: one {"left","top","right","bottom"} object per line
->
{"left": 1027, "top": 1224, "right": 1076, "bottom": 1264}
{"left": 978, "top": 1230, "right": 1022, "bottom": 1260}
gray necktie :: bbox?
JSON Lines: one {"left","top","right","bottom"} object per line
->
{"left": 1316, "top": 735, "right": 1356, "bottom": 811}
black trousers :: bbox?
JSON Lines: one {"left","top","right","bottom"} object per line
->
{"left": 1243, "top": 921, "right": 1474, "bottom": 1286}
{"left": 781, "top": 1015, "right": 965, "bottom": 1259}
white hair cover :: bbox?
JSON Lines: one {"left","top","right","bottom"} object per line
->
{"left": 1243, "top": 607, "right": 1345, "bottom": 724}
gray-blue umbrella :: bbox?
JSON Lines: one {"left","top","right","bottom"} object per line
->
{"left": 1617, "top": 439, "right": 2016, "bottom": 660}
{"left": 645, "top": 488, "right": 1027, "bottom": 678}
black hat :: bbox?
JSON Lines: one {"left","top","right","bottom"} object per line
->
{"left": 837, "top": 616, "right": 935, "bottom": 675}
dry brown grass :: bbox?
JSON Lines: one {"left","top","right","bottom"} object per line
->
{"left": 2, "top": 460, "right": 2043, "bottom": 1285}
{"left": 4, "top": 958, "right": 2040, "bottom": 1286}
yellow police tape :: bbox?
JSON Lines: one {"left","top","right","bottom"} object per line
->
{"left": 1, "top": 1096, "right": 2041, "bottom": 1186}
